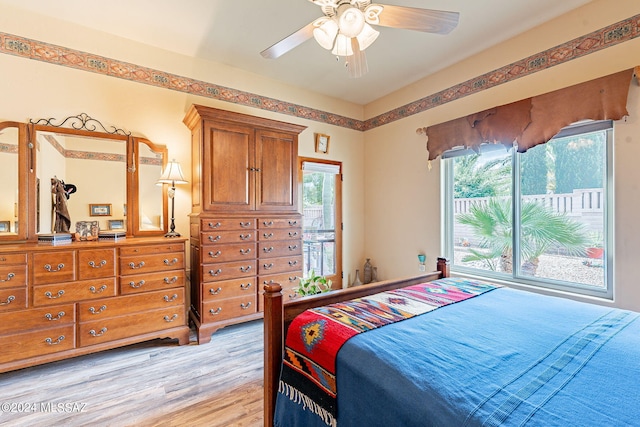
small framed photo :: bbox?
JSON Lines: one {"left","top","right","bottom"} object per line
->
{"left": 108, "top": 219, "right": 125, "bottom": 230}
{"left": 0, "top": 221, "right": 10, "bottom": 233}
{"left": 90, "top": 204, "right": 112, "bottom": 216}
{"left": 75, "top": 220, "right": 99, "bottom": 241}
{"left": 315, "top": 133, "right": 330, "bottom": 154}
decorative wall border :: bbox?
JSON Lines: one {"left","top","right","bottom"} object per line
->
{"left": 0, "top": 13, "right": 638, "bottom": 132}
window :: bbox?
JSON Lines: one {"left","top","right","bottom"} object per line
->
{"left": 300, "top": 159, "right": 342, "bottom": 285}
{"left": 443, "top": 121, "right": 612, "bottom": 298}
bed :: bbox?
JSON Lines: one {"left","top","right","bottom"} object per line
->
{"left": 263, "top": 258, "right": 640, "bottom": 426}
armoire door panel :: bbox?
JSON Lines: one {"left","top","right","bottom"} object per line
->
{"left": 255, "top": 130, "right": 297, "bottom": 211}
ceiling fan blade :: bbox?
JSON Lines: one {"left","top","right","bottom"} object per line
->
{"left": 376, "top": 5, "right": 459, "bottom": 35}
{"left": 261, "top": 22, "right": 316, "bottom": 59}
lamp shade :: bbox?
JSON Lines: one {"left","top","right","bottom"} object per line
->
{"left": 157, "top": 159, "right": 187, "bottom": 185}
{"left": 313, "top": 17, "right": 339, "bottom": 50}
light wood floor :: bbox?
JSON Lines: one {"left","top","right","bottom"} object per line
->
{"left": 0, "top": 320, "right": 264, "bottom": 427}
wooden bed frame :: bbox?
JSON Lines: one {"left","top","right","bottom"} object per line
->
{"left": 262, "top": 257, "right": 450, "bottom": 427}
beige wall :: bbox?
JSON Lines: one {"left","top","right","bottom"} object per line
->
{"left": 364, "top": 0, "right": 640, "bottom": 310}
{"left": 1, "top": 0, "right": 639, "bottom": 302}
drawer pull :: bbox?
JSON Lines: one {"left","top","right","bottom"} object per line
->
{"left": 239, "top": 234, "right": 252, "bottom": 241}
{"left": 289, "top": 276, "right": 299, "bottom": 282}
{"left": 0, "top": 295, "right": 15, "bottom": 305}
{"left": 89, "top": 285, "right": 108, "bottom": 294}
{"left": 129, "top": 280, "right": 145, "bottom": 288}
{"left": 263, "top": 263, "right": 274, "bottom": 270}
{"left": 88, "top": 260, "right": 107, "bottom": 268}
{"left": 44, "top": 311, "right": 65, "bottom": 321}
{"left": 44, "top": 290, "right": 65, "bottom": 299}
{"left": 44, "top": 263, "right": 65, "bottom": 272}
{"left": 288, "top": 293, "right": 299, "bottom": 300}
{"left": 164, "top": 276, "right": 178, "bottom": 284}
{"left": 208, "top": 235, "right": 222, "bottom": 242}
{"left": 263, "top": 279, "right": 276, "bottom": 285}
{"left": 240, "top": 282, "right": 252, "bottom": 290}
{"left": 89, "top": 327, "right": 108, "bottom": 337}
{"left": 240, "top": 302, "right": 252, "bottom": 310}
{"left": 288, "top": 220, "right": 298, "bottom": 226}
{"left": 0, "top": 272, "right": 15, "bottom": 282}
{"left": 240, "top": 248, "right": 252, "bottom": 255}
{"left": 164, "top": 314, "right": 179, "bottom": 322}
{"left": 0, "top": 257, "right": 5, "bottom": 262}
{"left": 208, "top": 269, "right": 222, "bottom": 277}
{"left": 207, "top": 222, "right": 222, "bottom": 229}
{"left": 163, "top": 258, "right": 179, "bottom": 266}
{"left": 288, "top": 231, "right": 299, "bottom": 238}
{"left": 240, "top": 265, "right": 252, "bottom": 273}
{"left": 128, "top": 261, "right": 145, "bottom": 269}
{"left": 263, "top": 247, "right": 274, "bottom": 253}
{"left": 164, "top": 294, "right": 179, "bottom": 302}
{"left": 208, "top": 250, "right": 222, "bottom": 258}
{"left": 288, "top": 244, "right": 298, "bottom": 251}
{"left": 240, "top": 221, "right": 252, "bottom": 228}
{"left": 289, "top": 260, "right": 298, "bottom": 266}
{"left": 44, "top": 335, "right": 65, "bottom": 345}
{"left": 263, "top": 233, "right": 274, "bottom": 239}
{"left": 89, "top": 305, "right": 107, "bottom": 314}
{"left": 209, "top": 307, "right": 222, "bottom": 315}
{"left": 263, "top": 220, "right": 274, "bottom": 227}
{"left": 209, "top": 287, "right": 222, "bottom": 295}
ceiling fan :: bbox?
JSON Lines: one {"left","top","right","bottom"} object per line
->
{"left": 260, "top": 0, "right": 459, "bottom": 78}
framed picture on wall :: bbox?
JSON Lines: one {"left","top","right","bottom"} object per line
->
{"left": 90, "top": 204, "right": 111, "bottom": 216}
{"left": 315, "top": 133, "right": 330, "bottom": 154}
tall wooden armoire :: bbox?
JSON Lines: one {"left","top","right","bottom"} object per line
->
{"left": 184, "top": 105, "right": 306, "bottom": 343}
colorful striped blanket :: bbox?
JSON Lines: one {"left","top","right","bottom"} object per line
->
{"left": 278, "top": 277, "right": 501, "bottom": 426}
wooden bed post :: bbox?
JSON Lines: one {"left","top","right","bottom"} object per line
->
{"left": 437, "top": 257, "right": 450, "bottom": 278}
{"left": 263, "top": 283, "right": 283, "bottom": 427}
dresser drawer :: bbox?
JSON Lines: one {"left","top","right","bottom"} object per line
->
{"left": 258, "top": 218, "right": 301, "bottom": 229}
{"left": 119, "top": 270, "right": 185, "bottom": 295}
{"left": 0, "top": 264, "right": 27, "bottom": 289}
{"left": 202, "top": 295, "right": 256, "bottom": 322}
{"left": 203, "top": 277, "right": 256, "bottom": 302}
{"left": 78, "top": 288, "right": 185, "bottom": 321}
{"left": 259, "top": 255, "right": 303, "bottom": 275}
{"left": 201, "top": 260, "right": 256, "bottom": 282}
{"left": 0, "top": 304, "right": 75, "bottom": 335}
{"left": 78, "top": 306, "right": 185, "bottom": 347}
{"left": 201, "top": 230, "right": 255, "bottom": 245}
{"left": 0, "top": 287, "right": 27, "bottom": 312}
{"left": 32, "top": 251, "right": 75, "bottom": 284}
{"left": 200, "top": 218, "right": 255, "bottom": 231}
{"left": 120, "top": 252, "right": 184, "bottom": 275}
{"left": 258, "top": 241, "right": 302, "bottom": 258}
{"left": 0, "top": 253, "right": 27, "bottom": 265}
{"left": 33, "top": 278, "right": 117, "bottom": 306}
{"left": 202, "top": 242, "right": 256, "bottom": 263}
{"left": 258, "top": 272, "right": 301, "bottom": 311}
{"left": 258, "top": 228, "right": 301, "bottom": 241}
{"left": 120, "top": 243, "right": 184, "bottom": 256}
{"left": 0, "top": 325, "right": 76, "bottom": 364}
{"left": 78, "top": 249, "right": 116, "bottom": 280}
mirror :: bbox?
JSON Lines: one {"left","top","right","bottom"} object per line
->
{"left": 0, "top": 124, "right": 20, "bottom": 237}
{"left": 134, "top": 138, "right": 167, "bottom": 235}
{"left": 35, "top": 130, "right": 128, "bottom": 235}
{"left": 0, "top": 114, "right": 168, "bottom": 241}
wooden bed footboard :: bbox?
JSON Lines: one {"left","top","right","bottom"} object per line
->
{"left": 263, "top": 257, "right": 450, "bottom": 426}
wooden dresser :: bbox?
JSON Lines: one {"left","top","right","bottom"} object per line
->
{"left": 0, "top": 237, "right": 189, "bottom": 373}
{"left": 184, "top": 105, "right": 306, "bottom": 343}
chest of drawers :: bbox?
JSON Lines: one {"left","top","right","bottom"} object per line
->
{"left": 0, "top": 237, "right": 189, "bottom": 374}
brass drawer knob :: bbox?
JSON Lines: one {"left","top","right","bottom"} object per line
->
{"left": 263, "top": 221, "right": 274, "bottom": 227}
{"left": 208, "top": 269, "right": 222, "bottom": 277}
{"left": 240, "top": 248, "right": 252, "bottom": 255}
{"left": 208, "top": 235, "right": 222, "bottom": 242}
{"left": 44, "top": 311, "right": 65, "bottom": 321}
{"left": 88, "top": 260, "right": 107, "bottom": 268}
{"left": 129, "top": 280, "right": 145, "bottom": 288}
{"left": 263, "top": 247, "right": 274, "bottom": 253}
{"left": 44, "top": 263, "right": 65, "bottom": 272}
{"left": 288, "top": 220, "right": 298, "bottom": 226}
{"left": 163, "top": 314, "right": 179, "bottom": 322}
{"left": 209, "top": 307, "right": 222, "bottom": 315}
{"left": 89, "top": 285, "right": 107, "bottom": 294}
{"left": 240, "top": 302, "right": 252, "bottom": 310}
{"left": 163, "top": 258, "right": 178, "bottom": 266}
{"left": 263, "top": 263, "right": 274, "bottom": 270}
{"left": 164, "top": 294, "right": 179, "bottom": 302}
{"left": 240, "top": 283, "right": 252, "bottom": 290}
{"left": 208, "top": 250, "right": 222, "bottom": 258}
{"left": 44, "top": 290, "right": 65, "bottom": 299}
{"left": 89, "top": 305, "right": 107, "bottom": 315}
{"left": 89, "top": 327, "right": 107, "bottom": 337}
{"left": 239, "top": 234, "right": 252, "bottom": 240}
{"left": 0, "top": 295, "right": 15, "bottom": 305}
{"left": 0, "top": 272, "right": 15, "bottom": 282}
{"left": 209, "top": 287, "right": 222, "bottom": 295}
{"left": 128, "top": 261, "right": 145, "bottom": 269}
{"left": 164, "top": 276, "right": 178, "bottom": 284}
{"left": 44, "top": 335, "right": 65, "bottom": 345}
{"left": 239, "top": 265, "right": 252, "bottom": 273}
{"left": 240, "top": 222, "right": 252, "bottom": 228}
{"left": 207, "top": 222, "right": 222, "bottom": 229}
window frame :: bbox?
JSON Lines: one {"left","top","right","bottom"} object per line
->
{"left": 442, "top": 121, "right": 613, "bottom": 299}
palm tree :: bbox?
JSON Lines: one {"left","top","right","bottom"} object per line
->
{"left": 457, "top": 198, "right": 588, "bottom": 275}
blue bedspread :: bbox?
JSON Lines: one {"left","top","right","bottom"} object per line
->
{"left": 274, "top": 284, "right": 640, "bottom": 427}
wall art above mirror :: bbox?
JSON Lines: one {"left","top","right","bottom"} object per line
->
{"left": 0, "top": 113, "right": 168, "bottom": 242}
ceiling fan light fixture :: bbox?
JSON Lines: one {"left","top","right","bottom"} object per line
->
{"left": 338, "top": 7, "right": 365, "bottom": 38}
{"left": 356, "top": 23, "right": 379, "bottom": 51}
{"left": 313, "top": 17, "right": 339, "bottom": 50}
{"left": 331, "top": 33, "right": 353, "bottom": 56}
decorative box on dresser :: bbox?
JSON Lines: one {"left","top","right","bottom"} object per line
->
{"left": 0, "top": 238, "right": 189, "bottom": 373}
{"left": 184, "top": 105, "right": 306, "bottom": 343}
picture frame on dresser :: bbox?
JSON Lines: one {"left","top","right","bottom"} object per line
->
{"left": 108, "top": 219, "right": 125, "bottom": 230}
{"left": 0, "top": 221, "right": 9, "bottom": 232}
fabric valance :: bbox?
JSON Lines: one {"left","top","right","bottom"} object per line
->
{"left": 419, "top": 68, "right": 637, "bottom": 161}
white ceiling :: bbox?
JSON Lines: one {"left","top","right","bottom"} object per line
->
{"left": 0, "top": 0, "right": 595, "bottom": 105}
